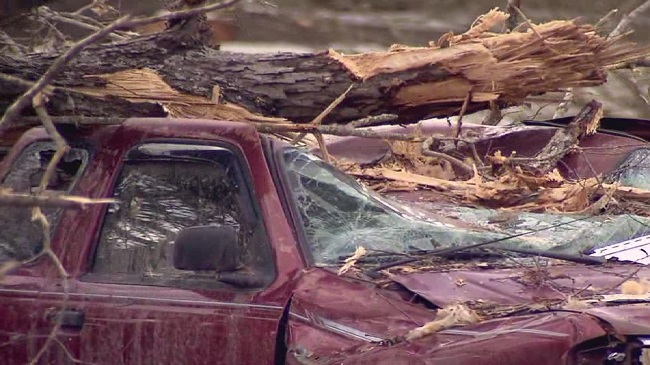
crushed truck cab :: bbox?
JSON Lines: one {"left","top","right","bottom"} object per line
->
{"left": 2, "top": 118, "right": 650, "bottom": 364}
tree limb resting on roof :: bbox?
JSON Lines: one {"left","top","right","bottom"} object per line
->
{"left": 0, "top": 9, "right": 646, "bottom": 127}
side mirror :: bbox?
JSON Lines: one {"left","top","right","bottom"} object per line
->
{"left": 173, "top": 225, "right": 240, "bottom": 272}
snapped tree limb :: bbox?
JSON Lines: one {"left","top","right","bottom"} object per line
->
{"left": 0, "top": 9, "right": 646, "bottom": 127}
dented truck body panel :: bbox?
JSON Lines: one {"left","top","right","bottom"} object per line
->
{"left": 281, "top": 267, "right": 650, "bottom": 364}
{"left": 2, "top": 117, "right": 650, "bottom": 364}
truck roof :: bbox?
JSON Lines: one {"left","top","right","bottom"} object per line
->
{"left": 3, "top": 117, "right": 262, "bottom": 145}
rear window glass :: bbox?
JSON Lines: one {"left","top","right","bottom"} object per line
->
{"left": 0, "top": 142, "right": 88, "bottom": 262}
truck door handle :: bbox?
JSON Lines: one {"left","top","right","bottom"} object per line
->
{"left": 49, "top": 309, "right": 85, "bottom": 330}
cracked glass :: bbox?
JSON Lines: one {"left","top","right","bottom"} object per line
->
{"left": 0, "top": 141, "right": 87, "bottom": 262}
{"left": 280, "top": 147, "right": 650, "bottom": 265}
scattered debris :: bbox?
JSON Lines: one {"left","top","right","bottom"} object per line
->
{"left": 561, "top": 296, "right": 592, "bottom": 310}
{"left": 405, "top": 304, "right": 481, "bottom": 341}
{"left": 621, "top": 278, "right": 650, "bottom": 295}
{"left": 337, "top": 246, "right": 367, "bottom": 275}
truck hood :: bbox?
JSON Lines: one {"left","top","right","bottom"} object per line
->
{"left": 286, "top": 266, "right": 650, "bottom": 364}
{"left": 390, "top": 264, "right": 650, "bottom": 307}
{"left": 390, "top": 263, "right": 650, "bottom": 334}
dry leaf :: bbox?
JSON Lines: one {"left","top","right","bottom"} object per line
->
{"left": 405, "top": 304, "right": 481, "bottom": 341}
{"left": 337, "top": 246, "right": 367, "bottom": 275}
{"left": 487, "top": 150, "right": 508, "bottom": 164}
{"left": 0, "top": 261, "right": 20, "bottom": 281}
{"left": 621, "top": 278, "right": 650, "bottom": 295}
{"left": 562, "top": 296, "right": 592, "bottom": 310}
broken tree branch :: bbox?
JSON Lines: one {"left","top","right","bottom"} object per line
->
{"left": 349, "top": 114, "right": 399, "bottom": 128}
{"left": 291, "top": 82, "right": 355, "bottom": 144}
{"left": 486, "top": 101, "right": 604, "bottom": 174}
{"left": 119, "top": 0, "right": 242, "bottom": 30}
{"left": 609, "top": 0, "right": 650, "bottom": 38}
{"left": 36, "top": 6, "right": 128, "bottom": 41}
{"left": 505, "top": 0, "right": 522, "bottom": 32}
{"left": 0, "top": 14, "right": 132, "bottom": 128}
{"left": 422, "top": 137, "right": 474, "bottom": 175}
{"left": 0, "top": 191, "right": 115, "bottom": 209}
{"left": 32, "top": 92, "right": 69, "bottom": 194}
{"left": 553, "top": 88, "right": 574, "bottom": 118}
{"left": 0, "top": 12, "right": 645, "bottom": 126}
{"left": 526, "top": 100, "right": 603, "bottom": 173}
{"left": 5, "top": 116, "right": 450, "bottom": 143}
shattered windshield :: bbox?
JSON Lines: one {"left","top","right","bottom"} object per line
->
{"left": 280, "top": 147, "right": 650, "bottom": 265}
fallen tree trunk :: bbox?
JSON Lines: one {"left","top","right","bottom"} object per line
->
{"left": 0, "top": 9, "right": 646, "bottom": 127}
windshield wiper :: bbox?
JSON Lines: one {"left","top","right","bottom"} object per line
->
{"left": 489, "top": 246, "right": 606, "bottom": 265}
{"left": 365, "top": 215, "right": 603, "bottom": 278}
{"left": 337, "top": 250, "right": 411, "bottom": 265}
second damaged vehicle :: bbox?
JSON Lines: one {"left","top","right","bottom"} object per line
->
{"left": 2, "top": 117, "right": 650, "bottom": 364}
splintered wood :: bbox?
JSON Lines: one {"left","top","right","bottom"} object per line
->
{"left": 3, "top": 8, "right": 644, "bottom": 126}
{"left": 338, "top": 99, "right": 650, "bottom": 217}
{"left": 75, "top": 69, "right": 289, "bottom": 123}
{"left": 329, "top": 9, "right": 647, "bottom": 114}
{"left": 348, "top": 165, "right": 650, "bottom": 216}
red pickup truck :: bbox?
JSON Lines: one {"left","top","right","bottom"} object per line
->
{"left": 3, "top": 117, "right": 650, "bottom": 365}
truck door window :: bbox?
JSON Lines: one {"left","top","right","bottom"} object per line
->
{"left": 90, "top": 143, "right": 273, "bottom": 288}
{"left": 0, "top": 141, "right": 88, "bottom": 262}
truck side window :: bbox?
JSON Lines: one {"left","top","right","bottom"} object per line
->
{"left": 0, "top": 141, "right": 87, "bottom": 262}
{"left": 90, "top": 143, "right": 273, "bottom": 287}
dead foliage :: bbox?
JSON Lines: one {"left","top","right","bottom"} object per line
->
{"left": 404, "top": 303, "right": 481, "bottom": 341}
{"left": 331, "top": 99, "right": 650, "bottom": 217}
{"left": 345, "top": 162, "right": 650, "bottom": 216}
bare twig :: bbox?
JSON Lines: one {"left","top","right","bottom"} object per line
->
{"left": 314, "top": 131, "right": 332, "bottom": 163}
{"left": 291, "top": 83, "right": 355, "bottom": 145}
{"left": 33, "top": 93, "right": 69, "bottom": 194}
{"left": 481, "top": 101, "right": 503, "bottom": 126}
{"left": 600, "top": 266, "right": 644, "bottom": 294}
{"left": 505, "top": 0, "right": 522, "bottom": 32}
{"left": 119, "top": 0, "right": 242, "bottom": 30}
{"left": 422, "top": 137, "right": 473, "bottom": 175}
{"left": 0, "top": 30, "right": 25, "bottom": 55}
{"left": 8, "top": 115, "right": 472, "bottom": 144}
{"left": 26, "top": 208, "right": 70, "bottom": 365}
{"left": 24, "top": 94, "right": 73, "bottom": 365}
{"left": 0, "top": 15, "right": 132, "bottom": 128}
{"left": 499, "top": 101, "right": 604, "bottom": 173}
{"left": 37, "top": 17, "right": 69, "bottom": 48}
{"left": 609, "top": 0, "right": 650, "bottom": 38}
{"left": 37, "top": 7, "right": 127, "bottom": 41}
{"left": 452, "top": 90, "right": 472, "bottom": 142}
{"left": 73, "top": 0, "right": 107, "bottom": 15}
{"left": 256, "top": 123, "right": 432, "bottom": 142}
{"left": 595, "top": 9, "right": 619, "bottom": 29}
{"left": 0, "top": 191, "right": 114, "bottom": 209}
{"left": 553, "top": 88, "right": 574, "bottom": 118}
{"left": 349, "top": 114, "right": 398, "bottom": 128}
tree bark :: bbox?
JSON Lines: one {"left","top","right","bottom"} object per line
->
{"left": 0, "top": 12, "right": 646, "bottom": 127}
{"left": 0, "top": 31, "right": 454, "bottom": 124}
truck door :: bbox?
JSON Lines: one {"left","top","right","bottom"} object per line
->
{"left": 70, "top": 141, "right": 281, "bottom": 365}
{"left": 0, "top": 140, "right": 90, "bottom": 364}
